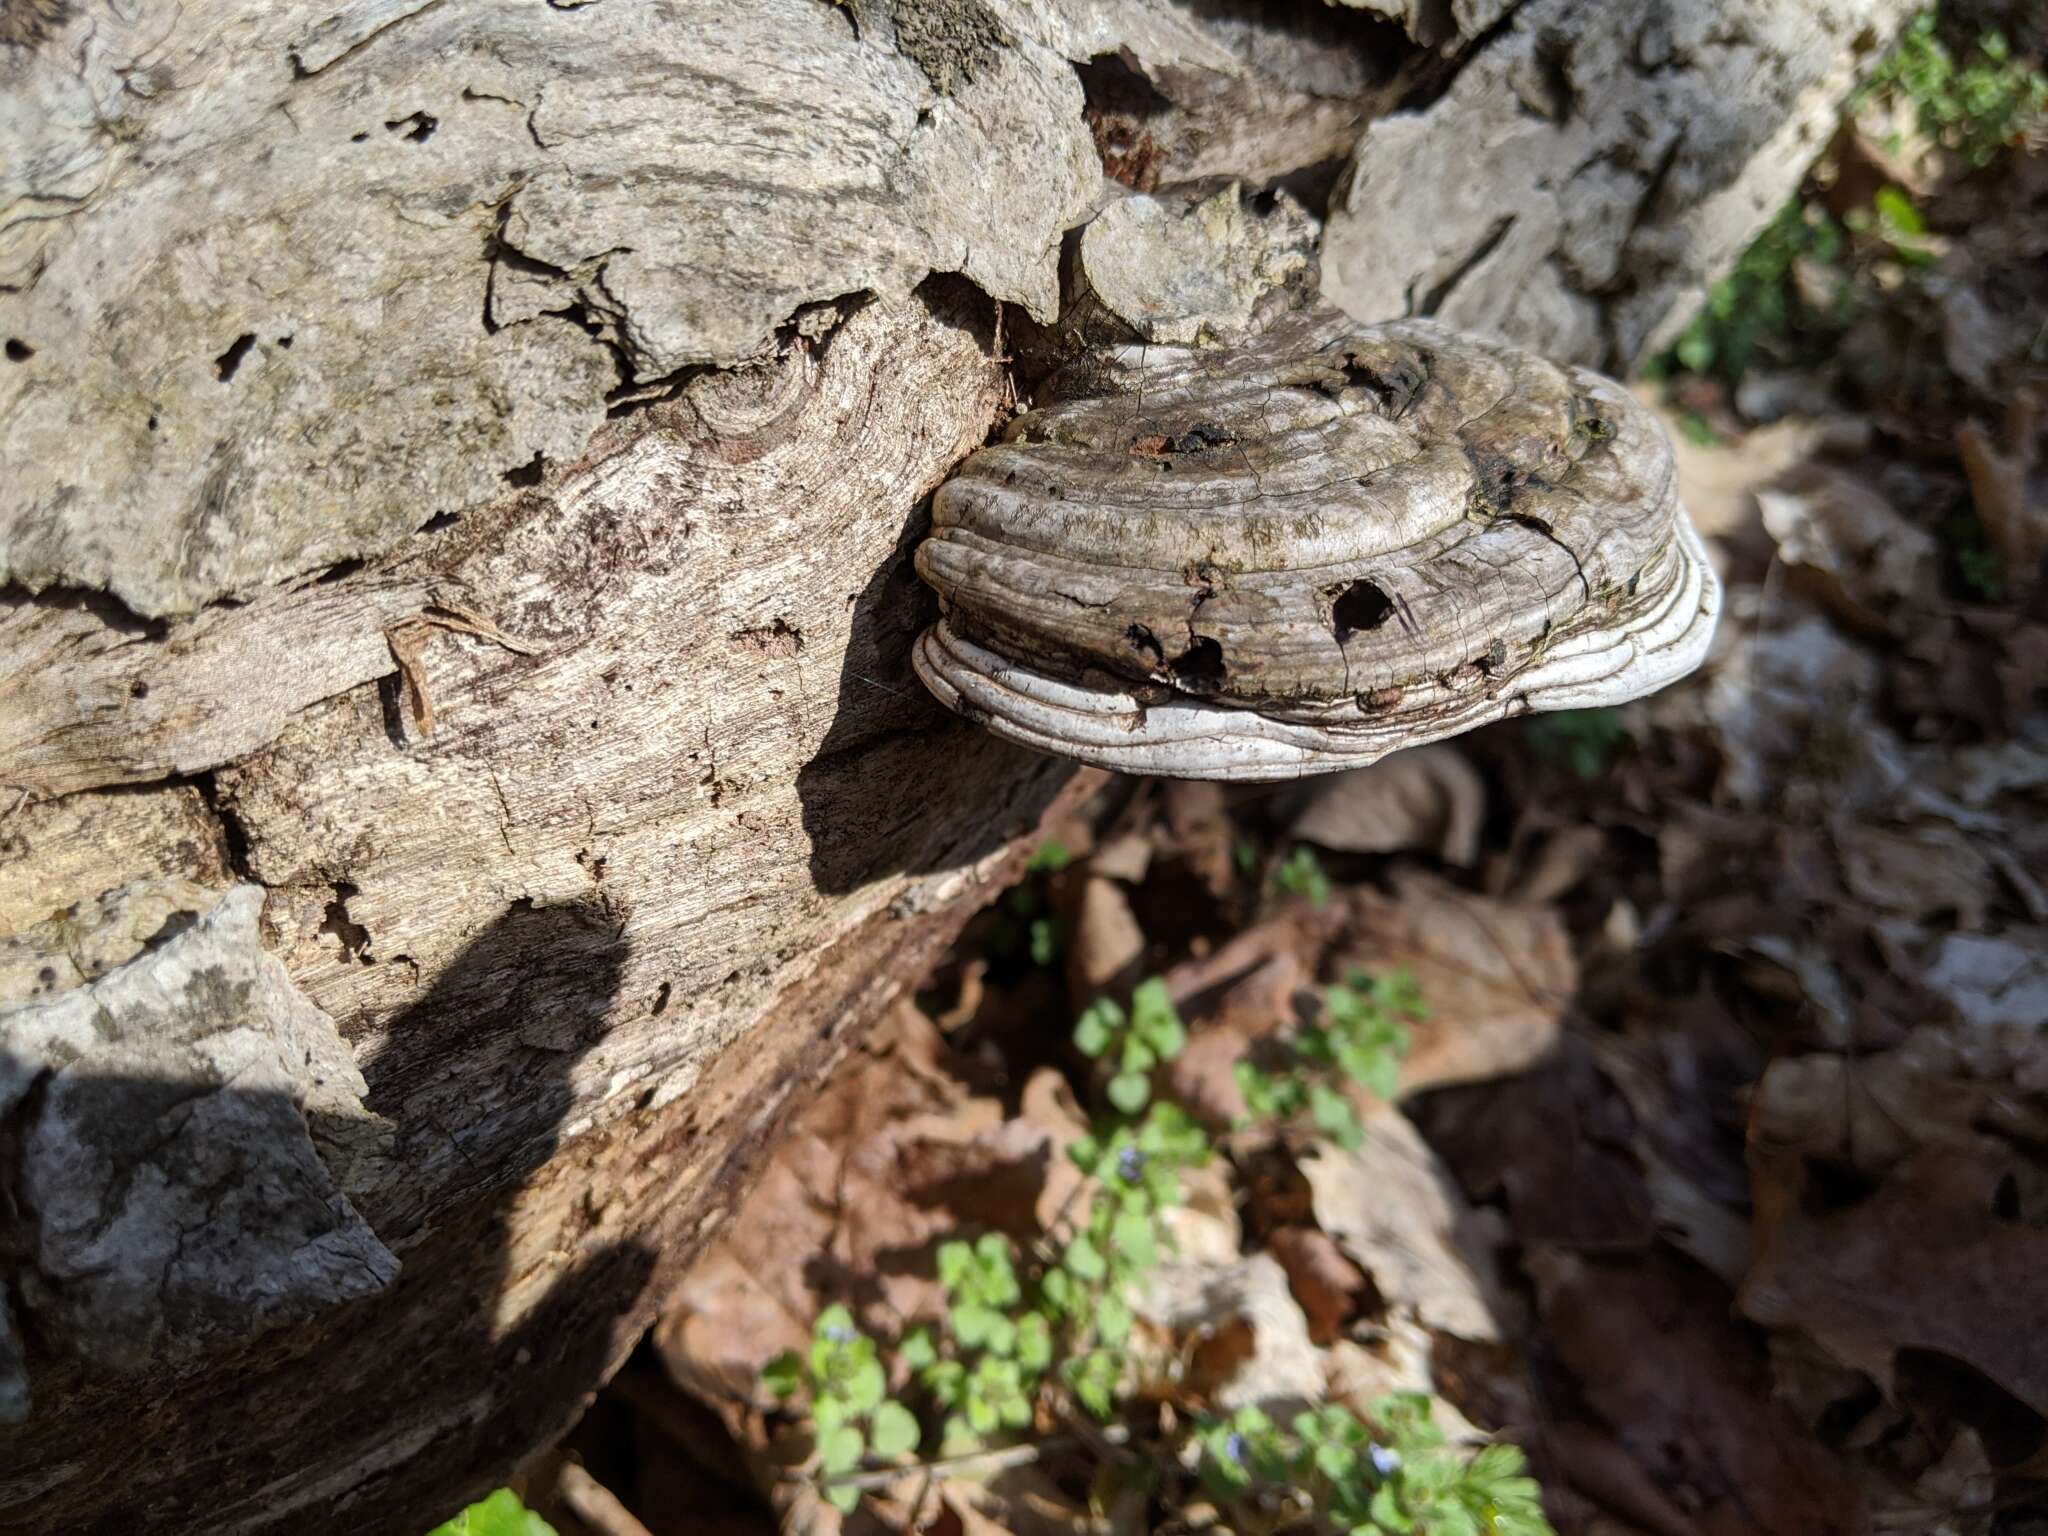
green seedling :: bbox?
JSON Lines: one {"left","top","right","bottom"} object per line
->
{"left": 1862, "top": 11, "right": 2048, "bottom": 166}
{"left": 1074, "top": 977, "right": 1188, "bottom": 1112}
{"left": 757, "top": 963, "right": 1549, "bottom": 1530}
{"left": 1199, "top": 1395, "right": 1549, "bottom": 1536}
{"left": 1238, "top": 969, "right": 1422, "bottom": 1148}
{"left": 1273, "top": 844, "right": 1333, "bottom": 907}
{"left": 764, "top": 1306, "right": 920, "bottom": 1511}
{"left": 1526, "top": 708, "right": 1629, "bottom": 781}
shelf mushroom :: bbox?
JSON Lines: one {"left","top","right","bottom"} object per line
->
{"left": 912, "top": 305, "right": 1720, "bottom": 781}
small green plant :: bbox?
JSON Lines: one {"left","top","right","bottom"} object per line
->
{"left": 1056, "top": 1098, "right": 1210, "bottom": 1416}
{"left": 904, "top": 1249, "right": 1048, "bottom": 1449}
{"left": 760, "top": 967, "right": 1550, "bottom": 1532}
{"left": 1855, "top": 183, "right": 1939, "bottom": 267}
{"left": 1200, "top": 1395, "right": 1547, "bottom": 1536}
{"left": 1663, "top": 199, "right": 1854, "bottom": 386}
{"left": 1861, "top": 10, "right": 2048, "bottom": 166}
{"left": 1064, "top": 1100, "right": 1209, "bottom": 1291}
{"left": 1074, "top": 976, "right": 1188, "bottom": 1112}
{"left": 1236, "top": 969, "right": 1423, "bottom": 1147}
{"left": 1526, "top": 707, "right": 1629, "bottom": 781}
{"left": 1675, "top": 409, "right": 1722, "bottom": 447}
{"left": 427, "top": 1490, "right": 556, "bottom": 1536}
{"left": 906, "top": 1236, "right": 1057, "bottom": 1449}
{"left": 1273, "top": 844, "right": 1333, "bottom": 907}
{"left": 934, "top": 1233, "right": 1025, "bottom": 1352}
{"left": 1662, "top": 8, "right": 2048, "bottom": 392}
{"left": 1027, "top": 839, "right": 1072, "bottom": 874}
{"left": 764, "top": 1306, "right": 921, "bottom": 1511}
{"left": 1022, "top": 842, "right": 1075, "bottom": 962}
{"left": 1958, "top": 541, "right": 2006, "bottom": 601}
{"left": 890, "top": 989, "right": 1207, "bottom": 1467}
{"left": 986, "top": 843, "right": 1072, "bottom": 970}
{"left": 1942, "top": 505, "right": 2009, "bottom": 600}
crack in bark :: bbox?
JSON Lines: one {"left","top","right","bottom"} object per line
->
{"left": 1412, "top": 214, "right": 1517, "bottom": 318}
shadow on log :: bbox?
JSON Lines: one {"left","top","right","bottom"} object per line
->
{"left": 1, "top": 900, "right": 658, "bottom": 1532}
{"left": 799, "top": 510, "right": 1072, "bottom": 896}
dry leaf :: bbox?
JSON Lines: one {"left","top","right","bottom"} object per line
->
{"left": 1065, "top": 875, "right": 1146, "bottom": 1003}
{"left": 1496, "top": 821, "right": 1608, "bottom": 905}
{"left": 1285, "top": 745, "right": 1486, "bottom": 867}
{"left": 1642, "top": 387, "right": 1824, "bottom": 537}
{"left": 1741, "top": 1146, "right": 2048, "bottom": 1418}
{"left": 1162, "top": 946, "right": 1304, "bottom": 1129}
{"left": 1718, "top": 934, "right": 1855, "bottom": 1049}
{"left": 1833, "top": 821, "right": 1993, "bottom": 929}
{"left": 1135, "top": 1252, "right": 1322, "bottom": 1413}
{"left": 1749, "top": 1053, "right": 1961, "bottom": 1188}
{"left": 1583, "top": 1030, "right": 1752, "bottom": 1286}
{"left": 1267, "top": 1225, "right": 1370, "bottom": 1345}
{"left": 1696, "top": 596, "right": 1883, "bottom": 808}
{"left": 1325, "top": 1321, "right": 1484, "bottom": 1442}
{"left": 1301, "top": 1101, "right": 1514, "bottom": 1343}
{"left": 1919, "top": 928, "right": 2048, "bottom": 1030}
{"left": 1531, "top": 1248, "right": 1865, "bottom": 1536}
{"left": 1156, "top": 1151, "right": 1244, "bottom": 1266}
{"left": 1341, "top": 869, "right": 1575, "bottom": 1096}
{"left": 1957, "top": 394, "right": 2046, "bottom": 587}
{"left": 1160, "top": 779, "right": 1237, "bottom": 902}
{"left": 940, "top": 1466, "right": 1102, "bottom": 1536}
{"left": 656, "top": 1003, "right": 1057, "bottom": 1416}
{"left": 1424, "top": 1041, "right": 1656, "bottom": 1253}
{"left": 1087, "top": 830, "right": 1153, "bottom": 884}
{"left": 1757, "top": 465, "right": 1938, "bottom": 625}
{"left": 1838, "top": 97, "right": 1947, "bottom": 202}
{"left": 1537, "top": 1422, "right": 1703, "bottom": 1536}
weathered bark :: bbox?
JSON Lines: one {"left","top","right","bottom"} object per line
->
{"left": 1322, "top": 0, "right": 1918, "bottom": 370}
{"left": 0, "top": 279, "right": 1085, "bottom": 1531}
{"left": 0, "top": 1, "right": 1909, "bottom": 1530}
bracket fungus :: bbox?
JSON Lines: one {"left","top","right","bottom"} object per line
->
{"left": 912, "top": 305, "right": 1720, "bottom": 781}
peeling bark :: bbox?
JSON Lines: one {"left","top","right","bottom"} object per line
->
{"left": 0, "top": 0, "right": 1097, "bottom": 617}
{"left": 2, "top": 885, "right": 399, "bottom": 1381}
{"left": 1322, "top": 0, "right": 1918, "bottom": 369}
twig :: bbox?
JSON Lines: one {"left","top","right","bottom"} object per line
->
{"left": 555, "top": 1462, "right": 656, "bottom": 1536}
{"left": 383, "top": 596, "right": 544, "bottom": 736}
{"left": 820, "top": 1422, "right": 1131, "bottom": 1492}
{"left": 421, "top": 598, "right": 541, "bottom": 655}
{"left": 386, "top": 622, "right": 436, "bottom": 735}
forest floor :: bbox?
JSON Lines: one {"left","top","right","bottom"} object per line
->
{"left": 495, "top": 43, "right": 2048, "bottom": 1536}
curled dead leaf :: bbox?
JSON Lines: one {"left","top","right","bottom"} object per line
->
{"left": 1301, "top": 1101, "right": 1515, "bottom": 1345}
{"left": 1267, "top": 1225, "right": 1371, "bottom": 1345}
{"left": 1757, "top": 464, "right": 1938, "bottom": 627}
{"left": 1134, "top": 1252, "right": 1322, "bottom": 1414}
{"left": 1285, "top": 745, "right": 1486, "bottom": 867}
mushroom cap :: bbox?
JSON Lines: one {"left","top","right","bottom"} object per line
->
{"left": 912, "top": 306, "right": 1720, "bottom": 781}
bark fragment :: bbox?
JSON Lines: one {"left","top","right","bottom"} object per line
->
{"left": 1322, "top": 0, "right": 1917, "bottom": 369}
{"left": 0, "top": 886, "right": 398, "bottom": 1414}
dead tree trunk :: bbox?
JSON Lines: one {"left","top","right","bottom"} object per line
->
{"left": 0, "top": 1, "right": 1908, "bottom": 1530}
